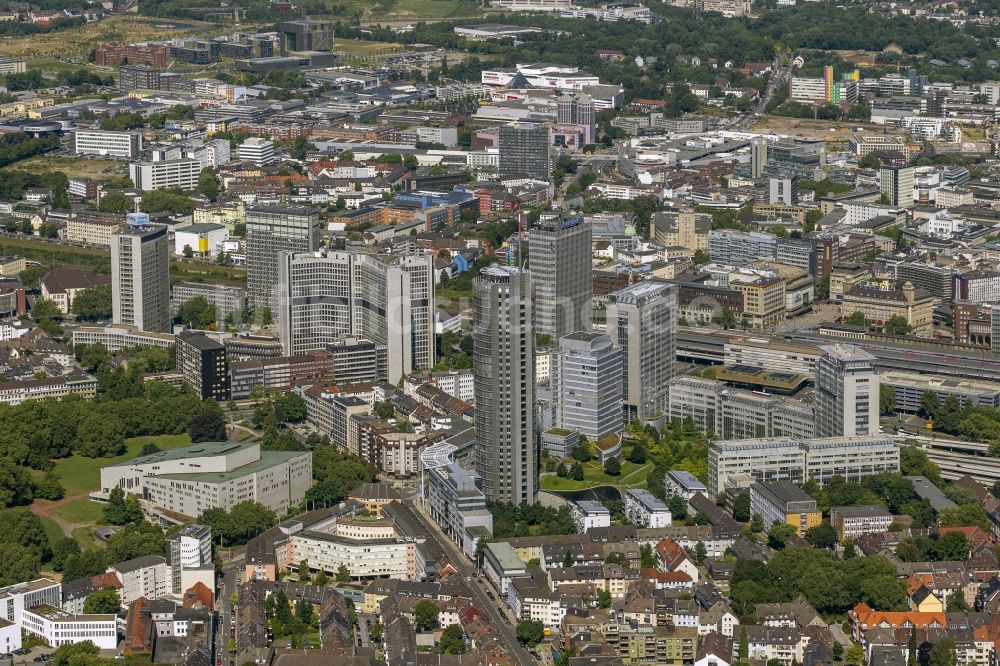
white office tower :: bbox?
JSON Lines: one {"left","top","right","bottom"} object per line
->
{"left": 246, "top": 205, "right": 317, "bottom": 311}
{"left": 473, "top": 266, "right": 537, "bottom": 505}
{"left": 606, "top": 281, "right": 677, "bottom": 422}
{"left": 277, "top": 251, "right": 435, "bottom": 383}
{"left": 166, "top": 524, "right": 213, "bottom": 595}
{"left": 238, "top": 137, "right": 276, "bottom": 165}
{"left": 111, "top": 213, "right": 170, "bottom": 332}
{"left": 815, "top": 344, "right": 880, "bottom": 438}
{"left": 552, "top": 332, "right": 623, "bottom": 440}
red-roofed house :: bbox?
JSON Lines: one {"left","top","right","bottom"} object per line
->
{"left": 183, "top": 582, "right": 214, "bottom": 610}
{"left": 656, "top": 538, "right": 699, "bottom": 582}
{"left": 848, "top": 602, "right": 946, "bottom": 640}
{"left": 639, "top": 567, "right": 694, "bottom": 590}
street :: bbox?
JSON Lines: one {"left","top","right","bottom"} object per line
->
{"left": 406, "top": 499, "right": 540, "bottom": 664}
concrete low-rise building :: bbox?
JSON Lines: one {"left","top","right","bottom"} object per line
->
{"left": 290, "top": 514, "right": 415, "bottom": 581}
{"left": 569, "top": 500, "right": 611, "bottom": 533}
{"left": 108, "top": 555, "right": 169, "bottom": 607}
{"left": 624, "top": 489, "right": 672, "bottom": 528}
{"left": 664, "top": 470, "right": 708, "bottom": 500}
{"left": 20, "top": 606, "right": 117, "bottom": 650}
{"left": 99, "top": 440, "right": 311, "bottom": 521}
{"left": 830, "top": 505, "right": 894, "bottom": 541}
{"left": 750, "top": 481, "right": 822, "bottom": 537}
{"left": 482, "top": 542, "right": 527, "bottom": 595}
{"left": 425, "top": 460, "right": 493, "bottom": 559}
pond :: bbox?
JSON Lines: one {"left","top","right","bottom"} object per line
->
{"left": 546, "top": 485, "right": 623, "bottom": 504}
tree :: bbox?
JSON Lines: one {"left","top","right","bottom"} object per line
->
{"left": 945, "top": 593, "right": 968, "bottom": 612}
{"left": 880, "top": 385, "right": 897, "bottom": 416}
{"left": 733, "top": 492, "right": 751, "bottom": 522}
{"left": 564, "top": 549, "right": 574, "bottom": 567}
{"left": 439, "top": 624, "right": 466, "bottom": 654}
{"left": 289, "top": 135, "right": 312, "bottom": 161}
{"left": 140, "top": 442, "right": 161, "bottom": 456}
{"left": 933, "top": 531, "right": 970, "bottom": 560}
{"left": 570, "top": 462, "right": 584, "bottom": 481}
{"left": 571, "top": 443, "right": 591, "bottom": 463}
{"left": 50, "top": 537, "right": 80, "bottom": 572}
{"left": 0, "top": 542, "right": 40, "bottom": 586}
{"left": 75, "top": 412, "right": 125, "bottom": 457}
{"left": 0, "top": 508, "right": 50, "bottom": 561}
{"left": 32, "top": 298, "right": 62, "bottom": 322}
{"left": 628, "top": 443, "right": 647, "bottom": 464}
{"left": 104, "top": 485, "right": 128, "bottom": 524}
{"left": 846, "top": 643, "right": 865, "bottom": 665}
{"left": 750, "top": 513, "right": 764, "bottom": 533}
{"left": 938, "top": 505, "right": 990, "bottom": 531}
{"left": 83, "top": 587, "right": 120, "bottom": 614}
{"left": 414, "top": 599, "right": 439, "bottom": 631}
{"left": 295, "top": 599, "right": 314, "bottom": 626}
{"left": 739, "top": 626, "right": 749, "bottom": 660}
{"left": 197, "top": 168, "right": 220, "bottom": 200}
{"left": 668, "top": 495, "right": 688, "bottom": 521}
{"left": 859, "top": 153, "right": 881, "bottom": 169}
{"left": 178, "top": 296, "right": 217, "bottom": 329}
{"left": 336, "top": 564, "right": 351, "bottom": 583}
{"left": 693, "top": 248, "right": 710, "bottom": 265}
{"left": 928, "top": 637, "right": 957, "bottom": 666}
{"left": 806, "top": 522, "right": 839, "bottom": 549}
{"left": 182, "top": 244, "right": 194, "bottom": 258}
{"left": 188, "top": 409, "right": 227, "bottom": 443}
{"left": 845, "top": 311, "right": 867, "bottom": 326}
{"left": 98, "top": 191, "right": 132, "bottom": 213}
{"left": 71, "top": 285, "right": 112, "bottom": 321}
{"left": 884, "top": 315, "right": 912, "bottom": 336}
{"left": 273, "top": 589, "right": 293, "bottom": 629}
{"left": 34, "top": 472, "right": 64, "bottom": 501}
{"left": 515, "top": 619, "right": 545, "bottom": 646}
{"left": 51, "top": 641, "right": 100, "bottom": 666}
{"left": 693, "top": 541, "right": 707, "bottom": 565}
{"left": 604, "top": 457, "right": 621, "bottom": 476}
{"left": 767, "top": 522, "right": 797, "bottom": 549}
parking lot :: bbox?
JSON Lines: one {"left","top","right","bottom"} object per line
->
{"left": 6, "top": 644, "right": 56, "bottom": 665}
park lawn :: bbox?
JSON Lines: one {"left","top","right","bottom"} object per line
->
{"left": 51, "top": 498, "right": 105, "bottom": 525}
{"left": 333, "top": 38, "right": 403, "bottom": 55}
{"left": 71, "top": 526, "right": 107, "bottom": 552}
{"left": 2, "top": 156, "right": 127, "bottom": 180}
{"left": 540, "top": 460, "right": 654, "bottom": 491}
{"left": 49, "top": 433, "right": 192, "bottom": 497}
{"left": 39, "top": 516, "right": 65, "bottom": 545}
{"left": 385, "top": 0, "right": 481, "bottom": 17}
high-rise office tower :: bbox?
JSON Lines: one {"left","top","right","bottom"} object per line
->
{"left": 473, "top": 266, "right": 536, "bottom": 505}
{"left": 606, "top": 281, "right": 677, "bottom": 422}
{"left": 769, "top": 174, "right": 798, "bottom": 206}
{"left": 880, "top": 165, "right": 914, "bottom": 208}
{"left": 528, "top": 213, "right": 593, "bottom": 340}
{"left": 498, "top": 123, "right": 550, "bottom": 182}
{"left": 556, "top": 93, "right": 596, "bottom": 145}
{"left": 246, "top": 205, "right": 317, "bottom": 311}
{"left": 277, "top": 251, "right": 435, "bottom": 383}
{"left": 552, "top": 332, "right": 623, "bottom": 440}
{"left": 815, "top": 344, "right": 880, "bottom": 438}
{"left": 176, "top": 331, "right": 230, "bottom": 400}
{"left": 750, "top": 137, "right": 768, "bottom": 179}
{"left": 111, "top": 213, "right": 170, "bottom": 332}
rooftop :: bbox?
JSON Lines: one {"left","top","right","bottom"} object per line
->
{"left": 112, "top": 440, "right": 254, "bottom": 467}
{"left": 151, "top": 450, "right": 307, "bottom": 484}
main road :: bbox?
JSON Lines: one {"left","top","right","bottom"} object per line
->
{"left": 405, "top": 499, "right": 539, "bottom": 664}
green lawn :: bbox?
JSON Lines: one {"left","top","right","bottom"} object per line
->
{"left": 71, "top": 526, "right": 106, "bottom": 551}
{"left": 47, "top": 433, "right": 192, "bottom": 497}
{"left": 541, "top": 460, "right": 655, "bottom": 491}
{"left": 51, "top": 498, "right": 105, "bottom": 524}
{"left": 385, "top": 0, "right": 480, "bottom": 17}
{"left": 39, "top": 516, "right": 65, "bottom": 544}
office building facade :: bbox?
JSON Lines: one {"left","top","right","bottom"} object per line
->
{"left": 245, "top": 205, "right": 318, "bottom": 311}
{"left": 276, "top": 251, "right": 435, "bottom": 382}
{"left": 814, "top": 344, "right": 879, "bottom": 438}
{"left": 552, "top": 332, "right": 622, "bottom": 440}
{"left": 176, "top": 331, "right": 230, "bottom": 400}
{"left": 606, "top": 282, "right": 677, "bottom": 422}
{"left": 111, "top": 218, "right": 170, "bottom": 332}
{"left": 880, "top": 165, "right": 914, "bottom": 208}
{"left": 498, "top": 123, "right": 550, "bottom": 181}
{"left": 73, "top": 130, "right": 142, "bottom": 158}
{"left": 528, "top": 213, "right": 593, "bottom": 340}
{"left": 473, "top": 266, "right": 537, "bottom": 505}
{"left": 129, "top": 159, "right": 202, "bottom": 191}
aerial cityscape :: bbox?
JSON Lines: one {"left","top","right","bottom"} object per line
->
{"left": 1, "top": 0, "right": 1000, "bottom": 665}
